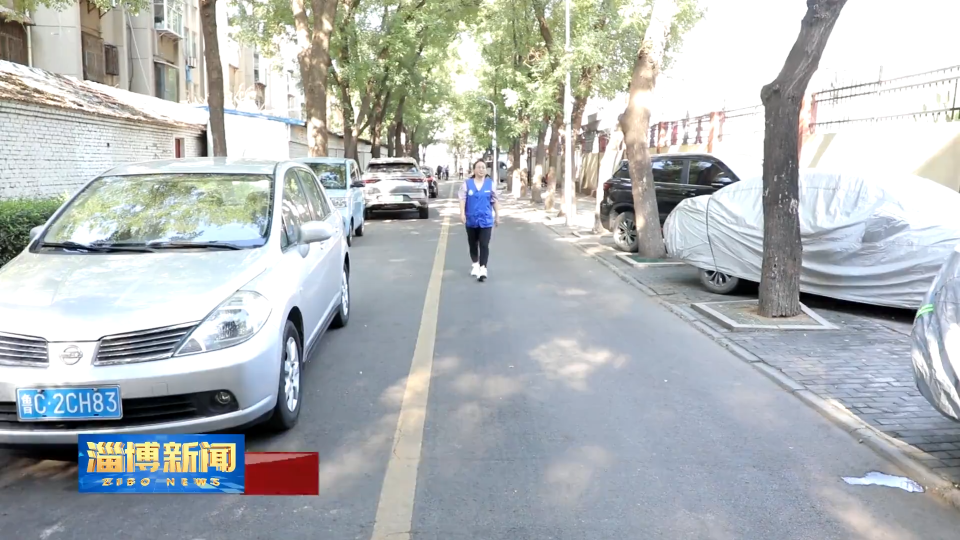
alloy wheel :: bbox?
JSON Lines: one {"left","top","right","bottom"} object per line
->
{"left": 282, "top": 336, "right": 300, "bottom": 412}
{"left": 341, "top": 268, "right": 349, "bottom": 317}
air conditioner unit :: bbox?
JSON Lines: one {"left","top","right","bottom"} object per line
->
{"left": 186, "top": 56, "right": 197, "bottom": 67}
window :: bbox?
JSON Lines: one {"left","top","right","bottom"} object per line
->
{"left": 689, "top": 161, "right": 729, "bottom": 187}
{"left": 306, "top": 163, "right": 346, "bottom": 190}
{"left": 104, "top": 44, "right": 120, "bottom": 76}
{"left": 39, "top": 173, "right": 273, "bottom": 248}
{"left": 296, "top": 168, "right": 330, "bottom": 220}
{"left": 280, "top": 170, "right": 311, "bottom": 248}
{"left": 651, "top": 159, "right": 684, "bottom": 184}
{"left": 155, "top": 63, "right": 179, "bottom": 102}
{"left": 613, "top": 160, "right": 630, "bottom": 179}
{"left": 154, "top": 0, "right": 184, "bottom": 36}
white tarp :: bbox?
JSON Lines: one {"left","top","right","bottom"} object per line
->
{"left": 911, "top": 244, "right": 960, "bottom": 422}
{"left": 663, "top": 170, "right": 960, "bottom": 310}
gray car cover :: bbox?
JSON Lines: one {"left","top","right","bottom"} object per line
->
{"left": 664, "top": 169, "right": 960, "bottom": 309}
{"left": 912, "top": 245, "right": 960, "bottom": 422}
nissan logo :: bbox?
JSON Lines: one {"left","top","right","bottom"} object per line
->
{"left": 60, "top": 345, "right": 83, "bottom": 365}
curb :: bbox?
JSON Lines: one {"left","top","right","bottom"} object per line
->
{"left": 543, "top": 222, "right": 960, "bottom": 510}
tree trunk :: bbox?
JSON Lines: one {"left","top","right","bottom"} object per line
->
{"left": 404, "top": 127, "right": 413, "bottom": 157}
{"left": 386, "top": 124, "right": 395, "bottom": 157}
{"left": 570, "top": 93, "right": 588, "bottom": 192}
{"left": 619, "top": 0, "right": 677, "bottom": 257}
{"left": 371, "top": 125, "right": 383, "bottom": 158}
{"left": 544, "top": 112, "right": 562, "bottom": 212}
{"left": 594, "top": 128, "right": 624, "bottom": 233}
{"left": 758, "top": 0, "right": 847, "bottom": 317}
{"left": 199, "top": 0, "right": 226, "bottom": 156}
{"left": 532, "top": 121, "right": 546, "bottom": 203}
{"left": 291, "top": 0, "right": 338, "bottom": 157}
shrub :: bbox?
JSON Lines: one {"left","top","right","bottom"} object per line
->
{"left": 0, "top": 197, "right": 65, "bottom": 267}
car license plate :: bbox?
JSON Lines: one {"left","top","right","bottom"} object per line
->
{"left": 384, "top": 196, "right": 404, "bottom": 203}
{"left": 16, "top": 386, "right": 122, "bottom": 421}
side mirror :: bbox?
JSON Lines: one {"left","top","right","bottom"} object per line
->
{"left": 711, "top": 177, "right": 734, "bottom": 189}
{"left": 351, "top": 181, "right": 364, "bottom": 188}
{"left": 300, "top": 221, "right": 336, "bottom": 244}
{"left": 29, "top": 226, "right": 44, "bottom": 242}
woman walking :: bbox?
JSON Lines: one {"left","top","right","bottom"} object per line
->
{"left": 459, "top": 160, "right": 501, "bottom": 282}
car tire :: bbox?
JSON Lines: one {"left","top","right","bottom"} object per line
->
{"left": 355, "top": 219, "right": 364, "bottom": 237}
{"left": 331, "top": 263, "right": 350, "bottom": 329}
{"left": 364, "top": 208, "right": 372, "bottom": 220}
{"left": 345, "top": 220, "right": 353, "bottom": 247}
{"left": 266, "top": 320, "right": 302, "bottom": 431}
{"left": 699, "top": 269, "right": 741, "bottom": 294}
{"left": 418, "top": 207, "right": 430, "bottom": 219}
{"left": 612, "top": 211, "right": 639, "bottom": 253}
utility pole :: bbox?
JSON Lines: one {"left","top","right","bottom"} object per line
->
{"left": 563, "top": 0, "right": 574, "bottom": 226}
{"left": 483, "top": 98, "right": 499, "bottom": 185}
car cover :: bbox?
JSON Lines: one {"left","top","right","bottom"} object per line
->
{"left": 663, "top": 169, "right": 960, "bottom": 310}
{"left": 911, "top": 245, "right": 960, "bottom": 422}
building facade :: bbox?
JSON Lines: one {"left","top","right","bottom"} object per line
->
{"left": 0, "top": 0, "right": 303, "bottom": 119}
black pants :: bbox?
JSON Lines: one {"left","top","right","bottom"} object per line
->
{"left": 466, "top": 226, "right": 493, "bottom": 267}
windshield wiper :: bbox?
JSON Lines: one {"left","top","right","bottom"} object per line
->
{"left": 146, "top": 241, "right": 248, "bottom": 250}
{"left": 39, "top": 241, "right": 155, "bottom": 253}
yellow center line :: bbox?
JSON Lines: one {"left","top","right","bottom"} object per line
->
{"left": 369, "top": 180, "right": 455, "bottom": 540}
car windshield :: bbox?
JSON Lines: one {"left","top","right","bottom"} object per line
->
{"left": 40, "top": 173, "right": 274, "bottom": 249}
{"left": 368, "top": 163, "right": 420, "bottom": 174}
{"left": 307, "top": 163, "right": 347, "bottom": 189}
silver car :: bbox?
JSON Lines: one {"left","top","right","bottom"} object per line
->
{"left": 361, "top": 157, "right": 430, "bottom": 219}
{"left": 0, "top": 158, "right": 350, "bottom": 444}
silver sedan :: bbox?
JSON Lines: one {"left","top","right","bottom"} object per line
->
{"left": 0, "top": 158, "right": 350, "bottom": 444}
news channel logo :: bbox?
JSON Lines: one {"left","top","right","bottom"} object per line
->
{"left": 78, "top": 434, "right": 245, "bottom": 493}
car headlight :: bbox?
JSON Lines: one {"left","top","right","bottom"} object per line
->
{"left": 175, "top": 291, "right": 272, "bottom": 356}
{"left": 331, "top": 197, "right": 347, "bottom": 208}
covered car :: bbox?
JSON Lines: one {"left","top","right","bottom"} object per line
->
{"left": 912, "top": 245, "right": 960, "bottom": 422}
{"left": 663, "top": 169, "right": 960, "bottom": 309}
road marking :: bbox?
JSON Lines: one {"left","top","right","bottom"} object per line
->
{"left": 370, "top": 182, "right": 453, "bottom": 540}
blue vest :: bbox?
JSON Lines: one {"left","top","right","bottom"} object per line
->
{"left": 465, "top": 177, "right": 495, "bottom": 228}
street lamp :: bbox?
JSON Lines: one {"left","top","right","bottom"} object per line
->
{"left": 482, "top": 98, "right": 499, "bottom": 186}
{"left": 563, "top": 0, "right": 574, "bottom": 226}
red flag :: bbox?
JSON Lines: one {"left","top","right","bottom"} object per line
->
{"left": 243, "top": 452, "right": 319, "bottom": 496}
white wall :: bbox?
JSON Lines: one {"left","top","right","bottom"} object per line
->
{"left": 219, "top": 112, "right": 291, "bottom": 160}
{"left": 0, "top": 101, "right": 205, "bottom": 199}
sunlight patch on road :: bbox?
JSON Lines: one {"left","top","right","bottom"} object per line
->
{"left": 541, "top": 445, "right": 613, "bottom": 507}
{"left": 318, "top": 412, "right": 400, "bottom": 496}
{"left": 816, "top": 482, "right": 924, "bottom": 540}
{"left": 451, "top": 372, "right": 523, "bottom": 400}
{"left": 529, "top": 338, "right": 628, "bottom": 392}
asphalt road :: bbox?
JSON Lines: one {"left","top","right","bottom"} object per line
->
{"left": 1, "top": 180, "right": 960, "bottom": 539}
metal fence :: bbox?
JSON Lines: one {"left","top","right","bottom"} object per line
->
{"left": 812, "top": 65, "right": 960, "bottom": 128}
{"left": 648, "top": 64, "right": 960, "bottom": 148}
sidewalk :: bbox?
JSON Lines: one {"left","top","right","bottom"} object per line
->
{"left": 500, "top": 192, "right": 960, "bottom": 501}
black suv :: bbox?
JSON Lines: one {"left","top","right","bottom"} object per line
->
{"left": 600, "top": 153, "right": 745, "bottom": 252}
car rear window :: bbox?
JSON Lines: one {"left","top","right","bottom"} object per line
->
{"left": 368, "top": 163, "right": 420, "bottom": 174}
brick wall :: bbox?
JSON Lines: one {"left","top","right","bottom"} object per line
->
{"left": 0, "top": 101, "right": 206, "bottom": 199}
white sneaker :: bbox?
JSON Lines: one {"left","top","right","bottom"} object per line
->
{"left": 471, "top": 263, "right": 480, "bottom": 277}
{"left": 478, "top": 266, "right": 487, "bottom": 282}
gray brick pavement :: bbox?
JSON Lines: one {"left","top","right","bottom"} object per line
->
{"left": 505, "top": 194, "right": 960, "bottom": 486}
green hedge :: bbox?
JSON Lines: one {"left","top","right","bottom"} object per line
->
{"left": 0, "top": 197, "right": 65, "bottom": 267}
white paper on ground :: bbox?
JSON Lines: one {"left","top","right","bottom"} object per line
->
{"left": 841, "top": 471, "right": 925, "bottom": 493}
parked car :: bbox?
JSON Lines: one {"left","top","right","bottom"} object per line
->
{"left": 665, "top": 169, "right": 960, "bottom": 309}
{"left": 599, "top": 152, "right": 752, "bottom": 252}
{"left": 420, "top": 166, "right": 440, "bottom": 198}
{"left": 912, "top": 243, "right": 960, "bottom": 422}
{"left": 0, "top": 157, "right": 350, "bottom": 444}
{"left": 362, "top": 157, "right": 430, "bottom": 219}
{"left": 296, "top": 157, "right": 366, "bottom": 246}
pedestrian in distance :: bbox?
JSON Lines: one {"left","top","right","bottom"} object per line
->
{"left": 459, "top": 160, "right": 501, "bottom": 282}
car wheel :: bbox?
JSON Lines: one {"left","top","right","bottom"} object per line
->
{"left": 364, "top": 208, "right": 372, "bottom": 220}
{"left": 612, "top": 211, "right": 639, "bottom": 253}
{"left": 345, "top": 220, "right": 353, "bottom": 247}
{"left": 355, "top": 219, "right": 364, "bottom": 237}
{"left": 418, "top": 207, "right": 430, "bottom": 219}
{"left": 266, "top": 320, "right": 302, "bottom": 431}
{"left": 699, "top": 269, "right": 741, "bottom": 294}
{"left": 331, "top": 263, "right": 350, "bottom": 329}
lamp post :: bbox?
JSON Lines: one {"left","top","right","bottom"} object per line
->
{"left": 483, "top": 98, "right": 498, "bottom": 185}
{"left": 563, "top": 0, "right": 574, "bottom": 226}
